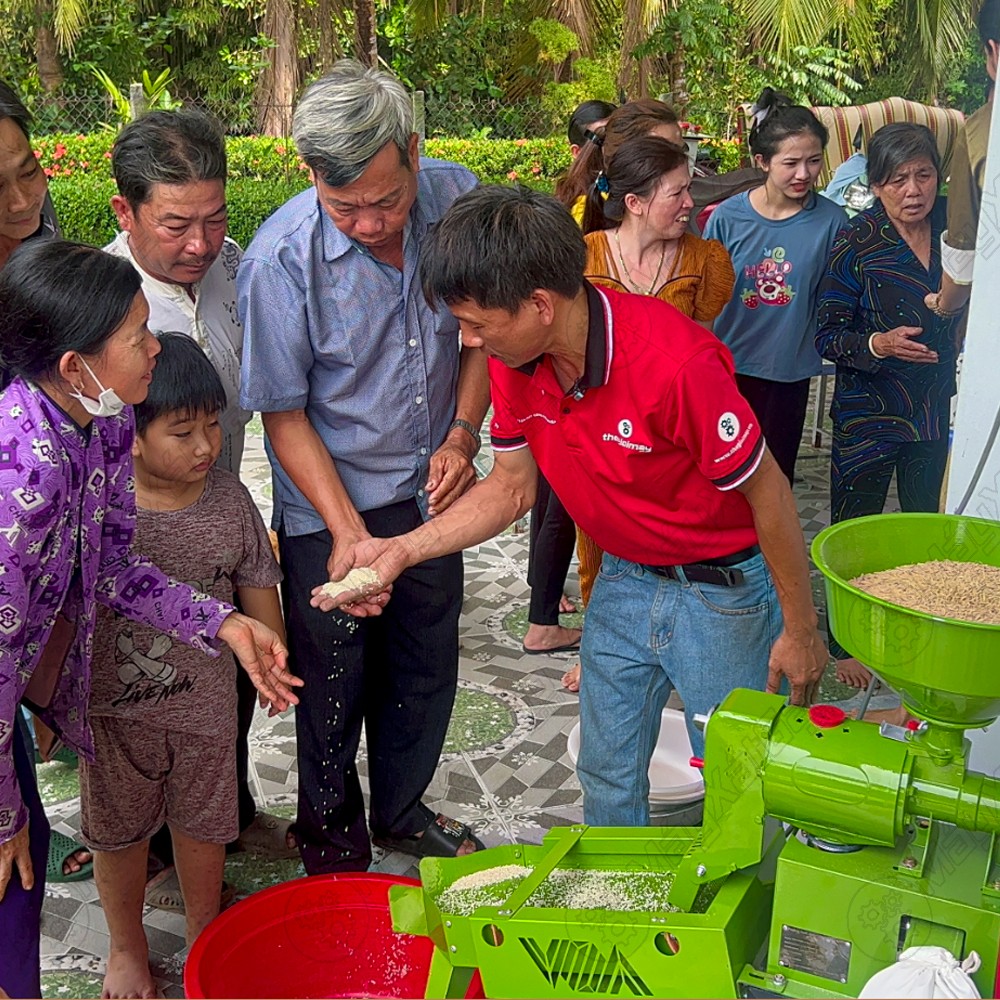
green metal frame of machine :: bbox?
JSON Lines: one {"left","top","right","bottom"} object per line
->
{"left": 389, "top": 513, "right": 1000, "bottom": 998}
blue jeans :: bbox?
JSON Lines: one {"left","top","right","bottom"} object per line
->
{"left": 578, "top": 551, "right": 782, "bottom": 826}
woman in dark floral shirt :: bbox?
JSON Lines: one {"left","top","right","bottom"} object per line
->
{"left": 816, "top": 123, "right": 961, "bottom": 682}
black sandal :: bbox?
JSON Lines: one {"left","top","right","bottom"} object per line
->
{"left": 373, "top": 814, "right": 485, "bottom": 859}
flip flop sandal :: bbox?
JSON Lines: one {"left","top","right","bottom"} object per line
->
{"left": 522, "top": 642, "right": 581, "bottom": 655}
{"left": 144, "top": 867, "right": 236, "bottom": 914}
{"left": 46, "top": 830, "right": 93, "bottom": 883}
{"left": 373, "top": 814, "right": 485, "bottom": 859}
{"left": 235, "top": 812, "right": 299, "bottom": 859}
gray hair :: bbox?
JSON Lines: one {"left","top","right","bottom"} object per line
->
{"left": 867, "top": 123, "right": 940, "bottom": 188}
{"left": 421, "top": 186, "right": 586, "bottom": 312}
{"left": 292, "top": 60, "right": 413, "bottom": 187}
{"left": 112, "top": 109, "right": 227, "bottom": 209}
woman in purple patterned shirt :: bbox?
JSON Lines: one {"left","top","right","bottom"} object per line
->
{"left": 0, "top": 240, "right": 302, "bottom": 999}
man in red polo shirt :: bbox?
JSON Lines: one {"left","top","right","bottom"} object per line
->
{"left": 312, "top": 185, "right": 828, "bottom": 827}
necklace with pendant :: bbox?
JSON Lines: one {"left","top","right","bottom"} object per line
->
{"left": 614, "top": 229, "right": 667, "bottom": 295}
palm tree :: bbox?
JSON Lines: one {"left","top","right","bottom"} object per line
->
{"left": 901, "top": 0, "right": 976, "bottom": 98}
{"left": 736, "top": 0, "right": 975, "bottom": 100}
{"left": 355, "top": 0, "right": 378, "bottom": 67}
{"left": 256, "top": 0, "right": 299, "bottom": 134}
{"left": 34, "top": 0, "right": 65, "bottom": 93}
{"left": 618, "top": 0, "right": 673, "bottom": 96}
{"left": 8, "top": 0, "right": 88, "bottom": 93}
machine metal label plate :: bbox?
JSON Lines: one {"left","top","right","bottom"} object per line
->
{"left": 779, "top": 925, "right": 851, "bottom": 983}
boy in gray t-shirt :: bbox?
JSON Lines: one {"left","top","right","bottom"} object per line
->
{"left": 80, "top": 333, "right": 284, "bottom": 1000}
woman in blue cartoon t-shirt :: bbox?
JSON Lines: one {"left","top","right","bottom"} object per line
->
{"left": 705, "top": 89, "right": 847, "bottom": 484}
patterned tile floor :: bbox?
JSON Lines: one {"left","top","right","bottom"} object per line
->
{"left": 35, "top": 399, "right": 901, "bottom": 997}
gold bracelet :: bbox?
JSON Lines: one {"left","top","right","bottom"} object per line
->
{"left": 929, "top": 294, "right": 963, "bottom": 319}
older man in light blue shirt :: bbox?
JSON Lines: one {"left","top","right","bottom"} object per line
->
{"left": 238, "top": 60, "right": 489, "bottom": 874}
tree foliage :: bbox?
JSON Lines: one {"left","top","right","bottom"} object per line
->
{"left": 733, "top": 0, "right": 975, "bottom": 101}
{"left": 0, "top": 0, "right": 985, "bottom": 139}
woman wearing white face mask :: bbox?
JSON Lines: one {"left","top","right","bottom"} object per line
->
{"left": 0, "top": 240, "right": 302, "bottom": 1000}
{"left": 0, "top": 80, "right": 100, "bottom": 891}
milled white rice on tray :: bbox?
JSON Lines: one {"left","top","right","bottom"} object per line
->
{"left": 434, "top": 865, "right": 683, "bottom": 915}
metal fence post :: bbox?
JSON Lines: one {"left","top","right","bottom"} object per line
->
{"left": 412, "top": 90, "right": 425, "bottom": 155}
{"left": 129, "top": 83, "right": 147, "bottom": 122}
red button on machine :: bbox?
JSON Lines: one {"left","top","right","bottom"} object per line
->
{"left": 809, "top": 704, "right": 847, "bottom": 728}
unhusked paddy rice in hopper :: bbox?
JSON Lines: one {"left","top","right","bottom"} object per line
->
{"left": 850, "top": 560, "right": 1000, "bottom": 625}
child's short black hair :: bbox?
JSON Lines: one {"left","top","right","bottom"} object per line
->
{"left": 135, "top": 332, "right": 226, "bottom": 435}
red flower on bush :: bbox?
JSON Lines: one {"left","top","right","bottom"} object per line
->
{"left": 514, "top": 139, "right": 527, "bottom": 147}
{"left": 507, "top": 170, "right": 518, "bottom": 180}
{"left": 53, "top": 143, "right": 67, "bottom": 160}
{"left": 43, "top": 167, "right": 54, "bottom": 177}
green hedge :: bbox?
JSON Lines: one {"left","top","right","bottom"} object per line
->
{"left": 41, "top": 129, "right": 743, "bottom": 246}
{"left": 34, "top": 131, "right": 571, "bottom": 184}
{"left": 49, "top": 175, "right": 312, "bottom": 248}
{"left": 49, "top": 177, "right": 116, "bottom": 246}
{"left": 39, "top": 131, "right": 572, "bottom": 245}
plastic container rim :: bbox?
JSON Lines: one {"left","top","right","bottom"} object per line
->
{"left": 811, "top": 513, "right": 1000, "bottom": 633}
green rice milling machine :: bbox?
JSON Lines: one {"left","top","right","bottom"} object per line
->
{"left": 389, "top": 513, "right": 1000, "bottom": 998}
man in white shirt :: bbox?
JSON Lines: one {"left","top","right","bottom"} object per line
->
{"left": 105, "top": 110, "right": 293, "bottom": 899}
{"left": 105, "top": 110, "right": 248, "bottom": 473}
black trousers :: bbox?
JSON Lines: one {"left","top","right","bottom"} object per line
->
{"left": 831, "top": 433, "right": 948, "bottom": 523}
{"left": 527, "top": 474, "right": 577, "bottom": 626}
{"left": 280, "top": 498, "right": 462, "bottom": 874}
{"left": 736, "top": 374, "right": 812, "bottom": 485}
{"left": 827, "top": 432, "right": 948, "bottom": 658}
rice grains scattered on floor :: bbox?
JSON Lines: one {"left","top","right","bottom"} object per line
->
{"left": 850, "top": 560, "right": 1000, "bottom": 625}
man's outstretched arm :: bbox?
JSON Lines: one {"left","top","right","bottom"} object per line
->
{"left": 311, "top": 446, "right": 539, "bottom": 615}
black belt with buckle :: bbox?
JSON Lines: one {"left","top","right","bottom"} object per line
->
{"left": 644, "top": 544, "right": 761, "bottom": 588}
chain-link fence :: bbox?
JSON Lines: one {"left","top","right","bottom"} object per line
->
{"left": 26, "top": 94, "right": 277, "bottom": 136}
{"left": 423, "top": 95, "right": 556, "bottom": 139}
{"left": 26, "top": 92, "right": 560, "bottom": 139}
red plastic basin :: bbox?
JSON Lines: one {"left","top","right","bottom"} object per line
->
{"left": 184, "top": 872, "right": 483, "bottom": 999}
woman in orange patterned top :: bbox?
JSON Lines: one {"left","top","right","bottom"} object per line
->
{"left": 563, "top": 135, "right": 736, "bottom": 691}
{"left": 584, "top": 135, "right": 734, "bottom": 326}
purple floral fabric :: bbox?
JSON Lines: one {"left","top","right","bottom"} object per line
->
{"left": 0, "top": 379, "right": 232, "bottom": 844}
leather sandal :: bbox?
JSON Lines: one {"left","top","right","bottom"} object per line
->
{"left": 372, "top": 814, "right": 484, "bottom": 859}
